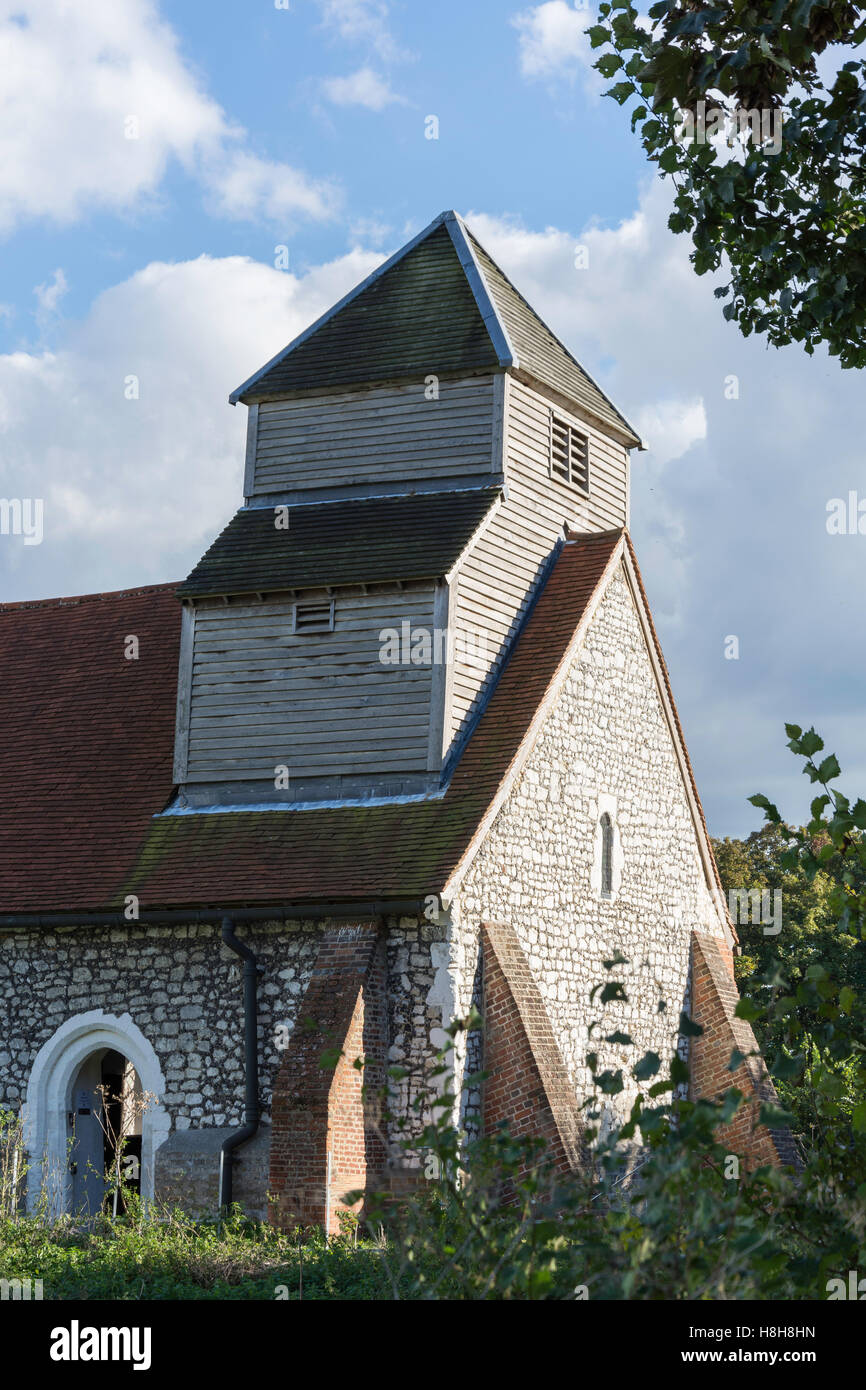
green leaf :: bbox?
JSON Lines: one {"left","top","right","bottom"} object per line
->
{"left": 606, "top": 81, "right": 635, "bottom": 105}
{"left": 734, "top": 997, "right": 762, "bottom": 1022}
{"left": 678, "top": 1011, "right": 703, "bottom": 1038}
{"left": 798, "top": 729, "right": 825, "bottom": 758}
{"left": 597, "top": 53, "right": 624, "bottom": 78}
{"left": 748, "top": 793, "right": 782, "bottom": 823}
{"left": 670, "top": 1055, "right": 690, "bottom": 1087}
{"left": 758, "top": 1102, "right": 796, "bottom": 1128}
{"left": 816, "top": 754, "right": 841, "bottom": 783}
{"left": 633, "top": 1050, "right": 661, "bottom": 1080}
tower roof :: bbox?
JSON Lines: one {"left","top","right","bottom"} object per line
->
{"left": 230, "top": 211, "right": 642, "bottom": 447}
{"left": 177, "top": 488, "right": 500, "bottom": 599}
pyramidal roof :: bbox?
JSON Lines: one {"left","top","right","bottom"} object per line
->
{"left": 230, "top": 210, "right": 642, "bottom": 447}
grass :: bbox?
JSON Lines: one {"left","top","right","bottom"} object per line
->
{"left": 0, "top": 1207, "right": 399, "bottom": 1300}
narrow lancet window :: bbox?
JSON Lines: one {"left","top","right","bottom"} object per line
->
{"left": 600, "top": 812, "right": 613, "bottom": 897}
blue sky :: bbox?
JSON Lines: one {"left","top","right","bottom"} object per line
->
{"left": 1, "top": 0, "right": 864, "bottom": 838}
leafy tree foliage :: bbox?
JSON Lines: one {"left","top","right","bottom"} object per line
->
{"left": 714, "top": 819, "right": 866, "bottom": 1140}
{"left": 589, "top": 2, "right": 866, "bottom": 366}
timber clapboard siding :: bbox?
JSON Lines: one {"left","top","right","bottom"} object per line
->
{"left": 184, "top": 585, "right": 436, "bottom": 782}
{"left": 447, "top": 376, "right": 630, "bottom": 744}
{"left": 507, "top": 377, "right": 629, "bottom": 535}
{"left": 250, "top": 375, "right": 499, "bottom": 498}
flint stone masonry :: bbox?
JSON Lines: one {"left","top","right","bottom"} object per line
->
{"left": 0, "top": 921, "right": 319, "bottom": 1125}
{"left": 455, "top": 564, "right": 727, "bottom": 1125}
{"left": 0, "top": 913, "right": 449, "bottom": 1212}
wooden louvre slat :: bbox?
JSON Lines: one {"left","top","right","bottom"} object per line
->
{"left": 293, "top": 600, "right": 334, "bottom": 633}
{"left": 550, "top": 412, "right": 589, "bottom": 491}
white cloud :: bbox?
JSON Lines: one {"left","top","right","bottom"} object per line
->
{"left": 633, "top": 398, "right": 707, "bottom": 467}
{"left": 205, "top": 152, "right": 337, "bottom": 224}
{"left": 316, "top": 0, "right": 406, "bottom": 62}
{"left": 0, "top": 246, "right": 384, "bottom": 596}
{"left": 0, "top": 0, "right": 337, "bottom": 232}
{"left": 321, "top": 66, "right": 404, "bottom": 110}
{"left": 511, "top": 1, "right": 596, "bottom": 82}
{"left": 34, "top": 268, "right": 68, "bottom": 323}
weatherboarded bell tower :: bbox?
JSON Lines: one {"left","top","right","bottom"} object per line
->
{"left": 0, "top": 212, "right": 793, "bottom": 1232}
{"left": 172, "top": 210, "right": 642, "bottom": 808}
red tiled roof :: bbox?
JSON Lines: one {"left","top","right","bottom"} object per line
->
{"left": 2, "top": 529, "right": 716, "bottom": 917}
{"left": 0, "top": 585, "right": 181, "bottom": 913}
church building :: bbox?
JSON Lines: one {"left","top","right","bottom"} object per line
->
{"left": 0, "top": 212, "right": 791, "bottom": 1227}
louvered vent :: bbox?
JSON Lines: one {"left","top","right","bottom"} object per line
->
{"left": 550, "top": 413, "right": 590, "bottom": 493}
{"left": 292, "top": 600, "right": 335, "bottom": 634}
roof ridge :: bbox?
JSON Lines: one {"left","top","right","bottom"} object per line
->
{"left": 242, "top": 481, "right": 503, "bottom": 514}
{"left": 444, "top": 212, "right": 515, "bottom": 367}
{"left": 564, "top": 524, "right": 626, "bottom": 544}
{"left": 0, "top": 581, "right": 181, "bottom": 613}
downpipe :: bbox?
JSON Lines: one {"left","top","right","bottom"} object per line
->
{"left": 218, "top": 916, "right": 263, "bottom": 1211}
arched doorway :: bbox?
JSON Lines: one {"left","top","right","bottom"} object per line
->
{"left": 67, "top": 1048, "right": 145, "bottom": 1216}
{"left": 23, "top": 1010, "right": 170, "bottom": 1217}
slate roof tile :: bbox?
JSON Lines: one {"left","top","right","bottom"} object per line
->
{"left": 177, "top": 488, "right": 500, "bottom": 599}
